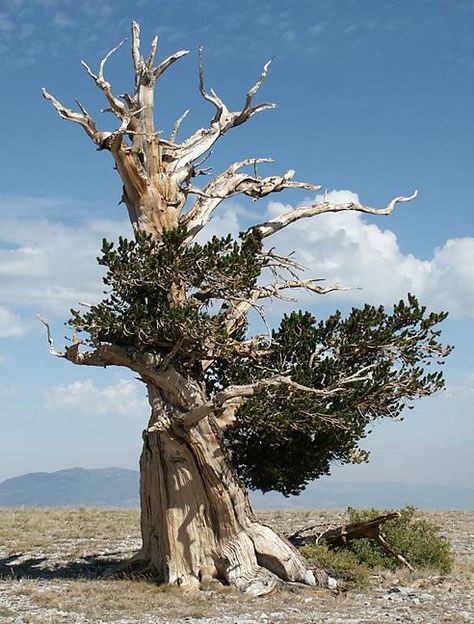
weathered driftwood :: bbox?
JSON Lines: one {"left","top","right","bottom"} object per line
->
{"left": 289, "top": 512, "right": 415, "bottom": 572}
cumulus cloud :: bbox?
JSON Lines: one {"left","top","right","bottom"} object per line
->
{"left": 0, "top": 306, "right": 27, "bottom": 337}
{"left": 0, "top": 197, "right": 131, "bottom": 321}
{"left": 44, "top": 378, "right": 147, "bottom": 415}
{"left": 2, "top": 189, "right": 474, "bottom": 337}
{"left": 256, "top": 190, "right": 474, "bottom": 318}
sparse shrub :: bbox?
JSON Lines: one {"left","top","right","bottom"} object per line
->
{"left": 346, "top": 506, "right": 454, "bottom": 573}
{"left": 300, "top": 543, "right": 370, "bottom": 589}
{"left": 300, "top": 506, "right": 454, "bottom": 588}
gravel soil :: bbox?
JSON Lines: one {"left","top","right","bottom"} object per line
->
{"left": 0, "top": 508, "right": 472, "bottom": 624}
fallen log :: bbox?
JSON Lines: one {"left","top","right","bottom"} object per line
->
{"left": 288, "top": 511, "right": 414, "bottom": 572}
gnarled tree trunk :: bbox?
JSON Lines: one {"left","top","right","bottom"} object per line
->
{"left": 41, "top": 20, "right": 420, "bottom": 594}
{"left": 132, "top": 384, "right": 321, "bottom": 594}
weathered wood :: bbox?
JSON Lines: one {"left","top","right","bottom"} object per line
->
{"left": 289, "top": 512, "right": 415, "bottom": 572}
{"left": 135, "top": 384, "right": 323, "bottom": 594}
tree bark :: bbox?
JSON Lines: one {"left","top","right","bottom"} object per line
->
{"left": 130, "top": 384, "right": 322, "bottom": 594}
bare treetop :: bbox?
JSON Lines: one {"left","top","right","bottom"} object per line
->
{"left": 43, "top": 21, "right": 416, "bottom": 243}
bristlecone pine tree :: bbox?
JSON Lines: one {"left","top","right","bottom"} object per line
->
{"left": 41, "top": 22, "right": 452, "bottom": 594}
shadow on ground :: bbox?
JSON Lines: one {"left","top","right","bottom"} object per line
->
{"left": 0, "top": 553, "right": 129, "bottom": 580}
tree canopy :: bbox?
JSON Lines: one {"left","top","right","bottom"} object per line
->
{"left": 69, "top": 228, "right": 452, "bottom": 497}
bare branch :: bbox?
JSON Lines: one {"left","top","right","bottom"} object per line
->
{"left": 235, "top": 59, "right": 275, "bottom": 126}
{"left": 245, "top": 60, "right": 271, "bottom": 107}
{"left": 239, "top": 169, "right": 321, "bottom": 199}
{"left": 73, "top": 98, "right": 90, "bottom": 118}
{"left": 42, "top": 88, "right": 109, "bottom": 147}
{"left": 81, "top": 39, "right": 129, "bottom": 121}
{"left": 217, "top": 264, "right": 356, "bottom": 350}
{"left": 183, "top": 367, "right": 374, "bottom": 429}
{"left": 169, "top": 56, "right": 276, "bottom": 178}
{"left": 255, "top": 279, "right": 359, "bottom": 300}
{"left": 252, "top": 191, "right": 418, "bottom": 239}
{"left": 198, "top": 46, "right": 227, "bottom": 117}
{"left": 169, "top": 109, "right": 189, "bottom": 143}
{"left": 38, "top": 315, "right": 134, "bottom": 367}
{"left": 131, "top": 20, "right": 143, "bottom": 90}
{"left": 154, "top": 49, "right": 189, "bottom": 78}
{"left": 38, "top": 316, "right": 203, "bottom": 411}
{"left": 37, "top": 315, "right": 64, "bottom": 357}
{"left": 182, "top": 159, "right": 321, "bottom": 239}
{"left": 145, "top": 35, "right": 158, "bottom": 71}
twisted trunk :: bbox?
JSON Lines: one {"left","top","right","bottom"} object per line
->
{"left": 130, "top": 384, "right": 323, "bottom": 594}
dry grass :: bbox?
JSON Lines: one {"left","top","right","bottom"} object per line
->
{"left": 8, "top": 579, "right": 324, "bottom": 622}
{"left": 0, "top": 507, "right": 140, "bottom": 553}
{"left": 0, "top": 508, "right": 473, "bottom": 623}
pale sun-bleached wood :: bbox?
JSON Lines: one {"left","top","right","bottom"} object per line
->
{"left": 251, "top": 191, "right": 418, "bottom": 238}
{"left": 183, "top": 158, "right": 322, "bottom": 239}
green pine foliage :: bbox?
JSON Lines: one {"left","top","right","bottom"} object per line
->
{"left": 69, "top": 227, "right": 265, "bottom": 362}
{"left": 218, "top": 302, "right": 452, "bottom": 495}
{"left": 300, "top": 507, "right": 453, "bottom": 588}
{"left": 300, "top": 543, "right": 370, "bottom": 589}
{"left": 69, "top": 225, "right": 452, "bottom": 497}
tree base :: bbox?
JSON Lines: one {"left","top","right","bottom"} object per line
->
{"left": 134, "top": 398, "right": 335, "bottom": 595}
{"left": 106, "top": 544, "right": 334, "bottom": 596}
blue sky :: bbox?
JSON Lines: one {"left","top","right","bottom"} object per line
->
{"left": 0, "top": 0, "right": 473, "bottom": 491}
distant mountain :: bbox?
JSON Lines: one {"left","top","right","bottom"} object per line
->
{"left": 0, "top": 467, "right": 472, "bottom": 509}
{"left": 0, "top": 467, "right": 139, "bottom": 507}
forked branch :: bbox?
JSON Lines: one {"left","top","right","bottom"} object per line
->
{"left": 183, "top": 366, "right": 374, "bottom": 429}
{"left": 130, "top": 21, "right": 189, "bottom": 86}
{"left": 41, "top": 89, "right": 109, "bottom": 147}
{"left": 182, "top": 158, "right": 321, "bottom": 238}
{"left": 170, "top": 53, "right": 275, "bottom": 176}
{"left": 81, "top": 40, "right": 129, "bottom": 122}
{"left": 38, "top": 315, "right": 135, "bottom": 367}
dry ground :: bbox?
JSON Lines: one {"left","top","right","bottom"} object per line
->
{"left": 0, "top": 508, "right": 472, "bottom": 623}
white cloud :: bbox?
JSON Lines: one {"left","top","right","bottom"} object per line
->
{"left": 195, "top": 189, "right": 474, "bottom": 318}
{"left": 257, "top": 190, "right": 474, "bottom": 318}
{"left": 0, "top": 306, "right": 27, "bottom": 337}
{"left": 2, "top": 189, "right": 474, "bottom": 339}
{"left": 0, "top": 196, "right": 131, "bottom": 320}
{"left": 44, "top": 378, "right": 147, "bottom": 415}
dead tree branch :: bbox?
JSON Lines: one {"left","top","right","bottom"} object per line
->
{"left": 289, "top": 512, "right": 415, "bottom": 572}
{"left": 251, "top": 191, "right": 418, "bottom": 239}
{"left": 169, "top": 52, "right": 275, "bottom": 180}
{"left": 183, "top": 366, "right": 374, "bottom": 429}
{"left": 182, "top": 158, "right": 321, "bottom": 238}
{"left": 81, "top": 40, "right": 129, "bottom": 122}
